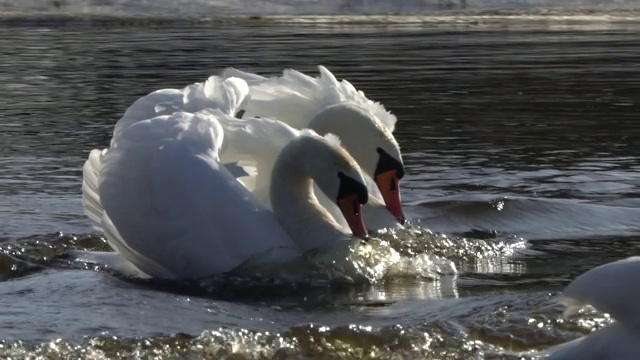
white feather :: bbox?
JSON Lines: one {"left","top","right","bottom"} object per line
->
{"left": 220, "top": 65, "right": 398, "bottom": 132}
{"left": 323, "top": 133, "right": 341, "bottom": 147}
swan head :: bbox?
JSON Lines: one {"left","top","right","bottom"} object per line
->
{"left": 309, "top": 103, "right": 406, "bottom": 224}
{"left": 298, "top": 131, "right": 370, "bottom": 240}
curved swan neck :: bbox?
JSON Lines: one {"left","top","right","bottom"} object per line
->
{"left": 309, "top": 103, "right": 385, "bottom": 174}
{"left": 270, "top": 139, "right": 348, "bottom": 250}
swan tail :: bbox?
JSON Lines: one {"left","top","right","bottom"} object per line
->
{"left": 82, "top": 149, "right": 106, "bottom": 224}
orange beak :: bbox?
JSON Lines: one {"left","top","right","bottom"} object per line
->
{"left": 375, "top": 169, "right": 405, "bottom": 224}
{"left": 338, "top": 194, "right": 369, "bottom": 240}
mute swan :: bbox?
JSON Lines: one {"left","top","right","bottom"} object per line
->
{"left": 533, "top": 256, "right": 640, "bottom": 359}
{"left": 220, "top": 66, "right": 406, "bottom": 228}
{"left": 81, "top": 78, "right": 370, "bottom": 280}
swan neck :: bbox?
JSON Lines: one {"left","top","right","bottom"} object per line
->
{"left": 270, "top": 142, "right": 347, "bottom": 250}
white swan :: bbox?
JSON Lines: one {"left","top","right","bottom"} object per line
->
{"left": 220, "top": 66, "right": 406, "bottom": 228}
{"left": 533, "top": 256, "right": 640, "bottom": 359}
{"left": 81, "top": 78, "right": 371, "bottom": 280}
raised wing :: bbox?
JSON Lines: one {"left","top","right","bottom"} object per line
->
{"left": 113, "top": 76, "right": 249, "bottom": 145}
{"left": 221, "top": 65, "right": 398, "bottom": 132}
{"left": 88, "top": 110, "right": 298, "bottom": 279}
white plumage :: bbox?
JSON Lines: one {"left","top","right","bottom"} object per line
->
{"left": 221, "top": 65, "right": 405, "bottom": 228}
{"left": 81, "top": 76, "right": 371, "bottom": 279}
{"left": 534, "top": 257, "right": 640, "bottom": 359}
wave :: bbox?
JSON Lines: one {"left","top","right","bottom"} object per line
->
{"left": 410, "top": 195, "right": 640, "bottom": 240}
{"left": 0, "top": 222, "right": 527, "bottom": 290}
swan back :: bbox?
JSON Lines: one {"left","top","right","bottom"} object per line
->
{"left": 535, "top": 258, "right": 640, "bottom": 359}
{"left": 560, "top": 256, "right": 640, "bottom": 329}
{"left": 535, "top": 321, "right": 640, "bottom": 360}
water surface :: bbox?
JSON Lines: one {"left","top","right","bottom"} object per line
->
{"left": 1, "top": 16, "right": 639, "bottom": 358}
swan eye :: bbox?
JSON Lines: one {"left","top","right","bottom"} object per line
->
{"left": 375, "top": 147, "right": 404, "bottom": 179}
{"left": 336, "top": 172, "right": 368, "bottom": 205}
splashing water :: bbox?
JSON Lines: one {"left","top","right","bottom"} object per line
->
{"left": 0, "top": 222, "right": 526, "bottom": 291}
{"left": 224, "top": 220, "right": 526, "bottom": 287}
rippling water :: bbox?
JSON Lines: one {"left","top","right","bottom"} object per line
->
{"left": 1, "top": 13, "right": 640, "bottom": 358}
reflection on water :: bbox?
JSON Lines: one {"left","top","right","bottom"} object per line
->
{"left": 0, "top": 20, "right": 639, "bottom": 358}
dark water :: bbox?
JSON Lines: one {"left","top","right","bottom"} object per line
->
{"left": 1, "top": 16, "right": 640, "bottom": 358}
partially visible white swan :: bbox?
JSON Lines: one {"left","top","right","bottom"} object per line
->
{"left": 221, "top": 66, "right": 406, "bottom": 228}
{"left": 532, "top": 257, "right": 640, "bottom": 359}
{"left": 81, "top": 77, "right": 371, "bottom": 280}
